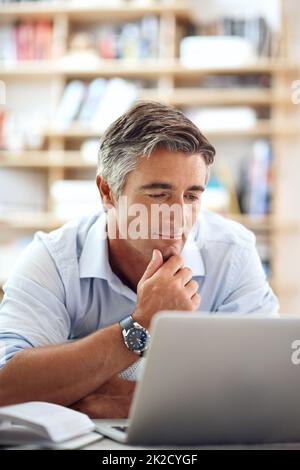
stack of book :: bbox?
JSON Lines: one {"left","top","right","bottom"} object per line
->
{"left": 0, "top": 21, "right": 53, "bottom": 63}
{"left": 183, "top": 10, "right": 274, "bottom": 58}
{"left": 185, "top": 107, "right": 257, "bottom": 131}
{"left": 238, "top": 139, "right": 272, "bottom": 215}
{"left": 54, "top": 78, "right": 139, "bottom": 132}
{"left": 96, "top": 16, "right": 159, "bottom": 60}
{"left": 50, "top": 180, "right": 102, "bottom": 219}
{"left": 202, "top": 139, "right": 272, "bottom": 217}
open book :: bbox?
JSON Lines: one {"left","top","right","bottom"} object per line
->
{"left": 0, "top": 402, "right": 103, "bottom": 449}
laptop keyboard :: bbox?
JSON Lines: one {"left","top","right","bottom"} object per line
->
{"left": 112, "top": 426, "right": 128, "bottom": 433}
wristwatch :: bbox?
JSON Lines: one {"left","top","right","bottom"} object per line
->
{"left": 119, "top": 315, "right": 150, "bottom": 357}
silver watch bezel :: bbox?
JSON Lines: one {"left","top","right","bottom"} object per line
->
{"left": 122, "top": 322, "right": 150, "bottom": 355}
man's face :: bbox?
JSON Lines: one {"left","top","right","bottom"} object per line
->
{"left": 112, "top": 147, "right": 208, "bottom": 262}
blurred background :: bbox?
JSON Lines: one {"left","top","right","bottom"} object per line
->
{"left": 0, "top": 0, "right": 299, "bottom": 313}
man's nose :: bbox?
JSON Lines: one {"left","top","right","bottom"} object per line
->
{"left": 167, "top": 197, "right": 189, "bottom": 226}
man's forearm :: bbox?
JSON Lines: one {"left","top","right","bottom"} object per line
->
{"left": 0, "top": 323, "right": 138, "bottom": 407}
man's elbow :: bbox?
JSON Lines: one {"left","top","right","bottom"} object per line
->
{"left": 0, "top": 366, "right": 13, "bottom": 407}
{"left": 0, "top": 352, "right": 28, "bottom": 406}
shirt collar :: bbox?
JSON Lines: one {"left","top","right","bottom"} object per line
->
{"left": 79, "top": 212, "right": 113, "bottom": 281}
{"left": 181, "top": 227, "right": 205, "bottom": 277}
{"left": 79, "top": 212, "right": 205, "bottom": 282}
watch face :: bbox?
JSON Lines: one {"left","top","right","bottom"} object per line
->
{"left": 126, "top": 328, "right": 148, "bottom": 351}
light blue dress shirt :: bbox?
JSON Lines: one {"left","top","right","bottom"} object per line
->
{"left": 0, "top": 210, "right": 279, "bottom": 378}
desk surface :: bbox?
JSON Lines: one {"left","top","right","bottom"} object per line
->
{"left": 84, "top": 439, "right": 300, "bottom": 450}
{"left": 84, "top": 440, "right": 300, "bottom": 450}
{"left": 84, "top": 420, "right": 300, "bottom": 450}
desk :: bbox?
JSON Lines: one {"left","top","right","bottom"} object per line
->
{"left": 83, "top": 420, "right": 300, "bottom": 450}
{"left": 84, "top": 439, "right": 300, "bottom": 450}
{"left": 84, "top": 440, "right": 300, "bottom": 450}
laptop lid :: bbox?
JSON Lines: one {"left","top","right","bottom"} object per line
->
{"left": 126, "top": 312, "right": 300, "bottom": 445}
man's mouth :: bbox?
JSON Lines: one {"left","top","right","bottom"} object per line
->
{"left": 152, "top": 231, "right": 183, "bottom": 240}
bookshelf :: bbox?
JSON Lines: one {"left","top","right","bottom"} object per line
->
{"left": 41, "top": 121, "right": 298, "bottom": 138}
{"left": 0, "top": 150, "right": 96, "bottom": 168}
{"left": 0, "top": 1, "right": 191, "bottom": 21}
{"left": 0, "top": 59, "right": 299, "bottom": 78}
{"left": 0, "top": 0, "right": 300, "bottom": 313}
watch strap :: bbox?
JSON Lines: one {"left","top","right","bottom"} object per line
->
{"left": 119, "top": 315, "right": 135, "bottom": 332}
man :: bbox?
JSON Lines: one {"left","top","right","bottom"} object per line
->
{"left": 0, "top": 101, "right": 278, "bottom": 418}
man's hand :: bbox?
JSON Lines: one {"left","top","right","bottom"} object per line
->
{"left": 134, "top": 249, "right": 201, "bottom": 329}
{"left": 69, "top": 375, "right": 136, "bottom": 419}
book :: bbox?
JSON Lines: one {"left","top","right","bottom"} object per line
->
{"left": 50, "top": 180, "right": 102, "bottom": 219}
{"left": 180, "top": 35, "right": 257, "bottom": 68}
{"left": 54, "top": 78, "right": 138, "bottom": 131}
{"left": 186, "top": 5, "right": 276, "bottom": 58}
{"left": 35, "top": 21, "right": 53, "bottom": 60}
{"left": 0, "top": 20, "right": 53, "bottom": 62}
{"left": 55, "top": 80, "right": 87, "bottom": 128}
{"left": 91, "top": 78, "right": 138, "bottom": 132}
{"left": 95, "top": 16, "right": 159, "bottom": 60}
{"left": 185, "top": 106, "right": 257, "bottom": 131}
{"left": 238, "top": 139, "right": 272, "bottom": 215}
{"left": 0, "top": 24, "right": 16, "bottom": 63}
{"left": 78, "top": 78, "right": 107, "bottom": 124}
{"left": 247, "top": 139, "right": 272, "bottom": 215}
{"left": 0, "top": 401, "right": 103, "bottom": 449}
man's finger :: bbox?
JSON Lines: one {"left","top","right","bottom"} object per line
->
{"left": 159, "top": 254, "right": 184, "bottom": 276}
{"left": 185, "top": 279, "right": 199, "bottom": 297}
{"left": 191, "top": 292, "right": 201, "bottom": 309}
{"left": 174, "top": 267, "right": 193, "bottom": 286}
{"left": 140, "top": 249, "right": 164, "bottom": 282}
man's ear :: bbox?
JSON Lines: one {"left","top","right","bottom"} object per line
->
{"left": 96, "top": 175, "right": 116, "bottom": 210}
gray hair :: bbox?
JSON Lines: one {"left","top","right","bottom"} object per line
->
{"left": 97, "top": 101, "right": 215, "bottom": 199}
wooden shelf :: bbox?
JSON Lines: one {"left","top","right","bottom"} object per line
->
{"left": 0, "top": 59, "right": 173, "bottom": 79}
{"left": 226, "top": 214, "right": 300, "bottom": 233}
{"left": 171, "top": 60, "right": 300, "bottom": 76}
{"left": 226, "top": 214, "right": 273, "bottom": 232}
{"left": 147, "top": 88, "right": 292, "bottom": 106}
{"left": 0, "top": 151, "right": 96, "bottom": 168}
{"left": 0, "top": 1, "right": 191, "bottom": 21}
{"left": 0, "top": 212, "right": 67, "bottom": 231}
{"left": 55, "top": 59, "right": 300, "bottom": 78}
{"left": 42, "top": 120, "right": 299, "bottom": 139}
{"left": 0, "top": 59, "right": 299, "bottom": 79}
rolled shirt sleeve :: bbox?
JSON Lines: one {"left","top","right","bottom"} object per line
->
{"left": 0, "top": 238, "right": 71, "bottom": 368}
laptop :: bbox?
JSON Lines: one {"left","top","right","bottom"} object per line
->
{"left": 95, "top": 312, "right": 300, "bottom": 445}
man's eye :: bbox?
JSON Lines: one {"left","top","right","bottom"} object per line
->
{"left": 185, "top": 194, "right": 200, "bottom": 202}
{"left": 148, "top": 193, "right": 167, "bottom": 198}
